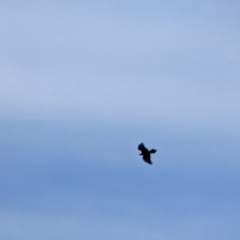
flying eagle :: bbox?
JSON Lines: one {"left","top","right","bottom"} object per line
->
{"left": 138, "top": 143, "right": 157, "bottom": 165}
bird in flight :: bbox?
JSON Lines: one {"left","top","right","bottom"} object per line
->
{"left": 138, "top": 143, "right": 157, "bottom": 165}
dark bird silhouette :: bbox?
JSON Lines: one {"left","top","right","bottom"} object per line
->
{"left": 138, "top": 143, "right": 157, "bottom": 165}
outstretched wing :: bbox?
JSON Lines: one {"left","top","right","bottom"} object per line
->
{"left": 138, "top": 143, "right": 148, "bottom": 152}
{"left": 142, "top": 154, "right": 152, "bottom": 164}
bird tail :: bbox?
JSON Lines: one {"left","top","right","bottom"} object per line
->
{"left": 149, "top": 149, "right": 157, "bottom": 154}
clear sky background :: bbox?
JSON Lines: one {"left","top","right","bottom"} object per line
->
{"left": 0, "top": 0, "right": 240, "bottom": 239}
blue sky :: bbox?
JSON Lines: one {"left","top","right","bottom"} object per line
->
{"left": 0, "top": 0, "right": 240, "bottom": 239}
